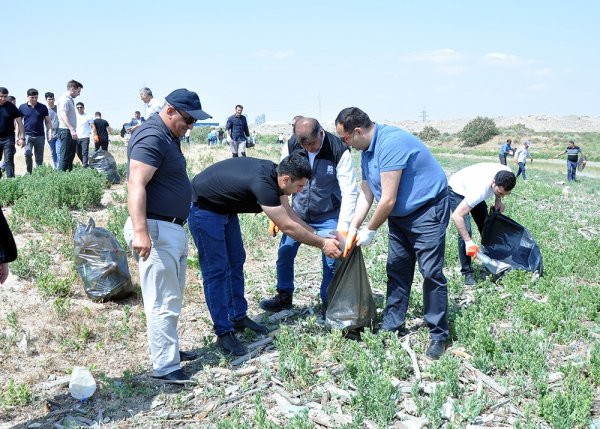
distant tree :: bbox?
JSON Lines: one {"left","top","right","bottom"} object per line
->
{"left": 418, "top": 126, "right": 441, "bottom": 141}
{"left": 459, "top": 117, "right": 499, "bottom": 146}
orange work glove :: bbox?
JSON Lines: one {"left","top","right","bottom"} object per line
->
{"left": 342, "top": 227, "right": 357, "bottom": 257}
{"left": 268, "top": 220, "right": 280, "bottom": 237}
{"left": 465, "top": 240, "right": 480, "bottom": 258}
{"left": 94, "top": 134, "right": 100, "bottom": 143}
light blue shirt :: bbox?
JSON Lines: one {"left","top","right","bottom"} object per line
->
{"left": 361, "top": 124, "right": 447, "bottom": 217}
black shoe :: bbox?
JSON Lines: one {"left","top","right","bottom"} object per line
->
{"left": 259, "top": 290, "right": 293, "bottom": 312}
{"left": 179, "top": 350, "right": 198, "bottom": 362}
{"left": 232, "top": 316, "right": 268, "bottom": 334}
{"left": 152, "top": 369, "right": 197, "bottom": 385}
{"left": 464, "top": 273, "right": 476, "bottom": 286}
{"left": 426, "top": 340, "right": 446, "bottom": 360}
{"left": 216, "top": 332, "right": 247, "bottom": 356}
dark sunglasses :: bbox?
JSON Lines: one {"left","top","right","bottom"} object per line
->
{"left": 176, "top": 109, "right": 196, "bottom": 125}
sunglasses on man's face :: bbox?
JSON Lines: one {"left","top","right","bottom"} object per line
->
{"left": 176, "top": 109, "right": 196, "bottom": 125}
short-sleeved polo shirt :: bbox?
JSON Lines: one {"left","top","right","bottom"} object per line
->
{"left": 57, "top": 92, "right": 76, "bottom": 129}
{"left": 448, "top": 163, "right": 511, "bottom": 208}
{"left": 19, "top": 103, "right": 49, "bottom": 136}
{"left": 361, "top": 124, "right": 447, "bottom": 217}
{"left": 0, "top": 102, "right": 22, "bottom": 138}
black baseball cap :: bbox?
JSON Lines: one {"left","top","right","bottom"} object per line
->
{"left": 165, "top": 88, "right": 212, "bottom": 120}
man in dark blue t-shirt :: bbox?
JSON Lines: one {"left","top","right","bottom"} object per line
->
{"left": 225, "top": 104, "right": 250, "bottom": 157}
{"left": 124, "top": 88, "right": 211, "bottom": 385}
{"left": 0, "top": 87, "right": 25, "bottom": 178}
{"left": 19, "top": 88, "right": 52, "bottom": 174}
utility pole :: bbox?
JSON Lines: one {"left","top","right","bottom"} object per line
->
{"left": 420, "top": 107, "right": 427, "bottom": 122}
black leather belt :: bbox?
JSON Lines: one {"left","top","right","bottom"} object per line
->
{"left": 146, "top": 213, "right": 186, "bottom": 226}
{"left": 426, "top": 187, "right": 449, "bottom": 206}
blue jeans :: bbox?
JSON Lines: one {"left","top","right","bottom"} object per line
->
{"left": 188, "top": 205, "right": 248, "bottom": 336}
{"left": 516, "top": 162, "right": 527, "bottom": 180}
{"left": 276, "top": 217, "right": 338, "bottom": 304}
{"left": 567, "top": 160, "right": 577, "bottom": 181}
{"left": 384, "top": 193, "right": 450, "bottom": 340}
{"left": 48, "top": 136, "right": 59, "bottom": 169}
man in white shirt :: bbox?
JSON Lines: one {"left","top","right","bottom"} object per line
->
{"left": 140, "top": 87, "right": 162, "bottom": 120}
{"left": 75, "top": 102, "right": 96, "bottom": 167}
{"left": 57, "top": 80, "right": 83, "bottom": 171}
{"left": 260, "top": 117, "right": 358, "bottom": 314}
{"left": 448, "top": 163, "right": 516, "bottom": 285}
{"left": 514, "top": 141, "right": 533, "bottom": 180}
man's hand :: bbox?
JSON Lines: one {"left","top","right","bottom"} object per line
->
{"left": 494, "top": 200, "right": 506, "bottom": 213}
{"left": 0, "top": 263, "right": 9, "bottom": 284}
{"left": 356, "top": 227, "right": 376, "bottom": 247}
{"left": 268, "top": 220, "right": 279, "bottom": 237}
{"left": 465, "top": 240, "right": 480, "bottom": 258}
{"left": 343, "top": 227, "right": 357, "bottom": 257}
{"left": 322, "top": 238, "right": 341, "bottom": 259}
{"left": 71, "top": 130, "right": 78, "bottom": 140}
{"left": 336, "top": 230, "right": 348, "bottom": 250}
{"left": 132, "top": 232, "right": 152, "bottom": 261}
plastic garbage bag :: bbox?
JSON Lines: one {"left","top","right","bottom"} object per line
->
{"left": 89, "top": 149, "right": 121, "bottom": 184}
{"left": 74, "top": 218, "right": 134, "bottom": 302}
{"left": 325, "top": 246, "right": 376, "bottom": 331}
{"left": 69, "top": 366, "right": 96, "bottom": 401}
{"left": 481, "top": 210, "right": 543, "bottom": 275}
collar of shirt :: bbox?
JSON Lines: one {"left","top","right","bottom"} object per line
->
{"left": 366, "top": 123, "right": 380, "bottom": 153}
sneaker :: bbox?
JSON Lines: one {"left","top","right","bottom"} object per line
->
{"left": 426, "top": 340, "right": 446, "bottom": 360}
{"left": 259, "top": 290, "right": 293, "bottom": 312}
{"left": 152, "top": 369, "right": 197, "bottom": 385}
{"left": 232, "top": 316, "right": 268, "bottom": 334}
{"left": 216, "top": 332, "right": 247, "bottom": 356}
{"left": 179, "top": 350, "right": 198, "bottom": 362}
{"left": 464, "top": 273, "right": 476, "bottom": 286}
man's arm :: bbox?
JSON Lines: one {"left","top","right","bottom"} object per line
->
{"left": 349, "top": 181, "right": 374, "bottom": 229}
{"left": 451, "top": 199, "right": 474, "bottom": 242}
{"left": 127, "top": 159, "right": 157, "bottom": 261}
{"left": 44, "top": 115, "right": 53, "bottom": 140}
{"left": 262, "top": 198, "right": 341, "bottom": 258}
{"left": 59, "top": 108, "right": 78, "bottom": 140}
{"left": 14, "top": 118, "right": 25, "bottom": 147}
{"left": 365, "top": 170, "right": 401, "bottom": 231}
{"left": 90, "top": 121, "right": 97, "bottom": 140}
{"left": 335, "top": 150, "right": 358, "bottom": 231}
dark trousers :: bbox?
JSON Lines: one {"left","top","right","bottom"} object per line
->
{"left": 57, "top": 128, "right": 76, "bottom": 171}
{"left": 0, "top": 136, "right": 16, "bottom": 178}
{"left": 384, "top": 194, "right": 450, "bottom": 340}
{"left": 77, "top": 138, "right": 90, "bottom": 167}
{"left": 24, "top": 135, "right": 45, "bottom": 173}
{"left": 567, "top": 160, "right": 577, "bottom": 181}
{"left": 499, "top": 154, "right": 507, "bottom": 165}
{"left": 95, "top": 140, "right": 109, "bottom": 151}
{"left": 449, "top": 189, "right": 487, "bottom": 275}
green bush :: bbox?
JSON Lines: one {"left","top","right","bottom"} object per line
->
{"left": 418, "top": 126, "right": 441, "bottom": 141}
{"left": 459, "top": 116, "right": 499, "bottom": 146}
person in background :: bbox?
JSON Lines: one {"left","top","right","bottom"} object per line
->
{"left": 0, "top": 87, "right": 25, "bottom": 178}
{"left": 93, "top": 112, "right": 112, "bottom": 151}
{"left": 554, "top": 140, "right": 584, "bottom": 182}
{"left": 513, "top": 140, "right": 532, "bottom": 180}
{"left": 499, "top": 139, "right": 512, "bottom": 165}
{"left": 217, "top": 127, "right": 224, "bottom": 145}
{"left": 140, "top": 87, "right": 162, "bottom": 120}
{"left": 75, "top": 102, "right": 96, "bottom": 167}
{"left": 225, "top": 105, "right": 250, "bottom": 157}
{"left": 57, "top": 79, "right": 84, "bottom": 172}
{"left": 19, "top": 88, "right": 52, "bottom": 174}
{"left": 124, "top": 88, "right": 212, "bottom": 384}
{"left": 336, "top": 107, "right": 450, "bottom": 360}
{"left": 45, "top": 92, "right": 60, "bottom": 169}
{"left": 448, "top": 163, "right": 516, "bottom": 286}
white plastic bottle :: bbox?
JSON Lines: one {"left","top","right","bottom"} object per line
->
{"left": 69, "top": 366, "right": 97, "bottom": 401}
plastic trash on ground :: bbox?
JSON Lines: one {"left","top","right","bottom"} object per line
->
{"left": 74, "top": 218, "right": 135, "bottom": 302}
{"left": 88, "top": 149, "right": 121, "bottom": 184}
{"left": 481, "top": 210, "right": 543, "bottom": 276}
{"left": 325, "top": 246, "right": 376, "bottom": 331}
{"left": 69, "top": 366, "right": 96, "bottom": 401}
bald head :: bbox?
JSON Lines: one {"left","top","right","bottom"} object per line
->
{"left": 295, "top": 117, "right": 323, "bottom": 153}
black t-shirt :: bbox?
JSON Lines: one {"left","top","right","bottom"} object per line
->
{"left": 192, "top": 157, "right": 282, "bottom": 214}
{"left": 127, "top": 115, "right": 192, "bottom": 220}
{"left": 0, "top": 102, "right": 22, "bottom": 138}
{"left": 93, "top": 118, "right": 110, "bottom": 142}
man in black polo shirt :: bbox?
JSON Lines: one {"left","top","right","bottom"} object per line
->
{"left": 93, "top": 112, "right": 112, "bottom": 151}
{"left": 554, "top": 140, "right": 585, "bottom": 182}
{"left": 19, "top": 88, "right": 52, "bottom": 174}
{"left": 0, "top": 87, "right": 25, "bottom": 178}
{"left": 188, "top": 154, "right": 342, "bottom": 356}
{"left": 124, "top": 88, "right": 211, "bottom": 385}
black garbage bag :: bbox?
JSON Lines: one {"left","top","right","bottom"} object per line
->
{"left": 325, "top": 246, "right": 376, "bottom": 331}
{"left": 481, "top": 210, "right": 543, "bottom": 275}
{"left": 89, "top": 149, "right": 121, "bottom": 184}
{"left": 74, "top": 218, "right": 135, "bottom": 302}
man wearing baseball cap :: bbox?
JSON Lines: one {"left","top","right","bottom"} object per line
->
{"left": 124, "top": 88, "right": 211, "bottom": 384}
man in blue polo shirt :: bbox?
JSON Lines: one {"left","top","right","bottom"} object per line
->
{"left": 336, "top": 107, "right": 450, "bottom": 360}
{"left": 499, "top": 139, "right": 512, "bottom": 165}
{"left": 19, "top": 89, "right": 52, "bottom": 174}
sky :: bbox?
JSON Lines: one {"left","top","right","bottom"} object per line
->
{"left": 3, "top": 0, "right": 599, "bottom": 128}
